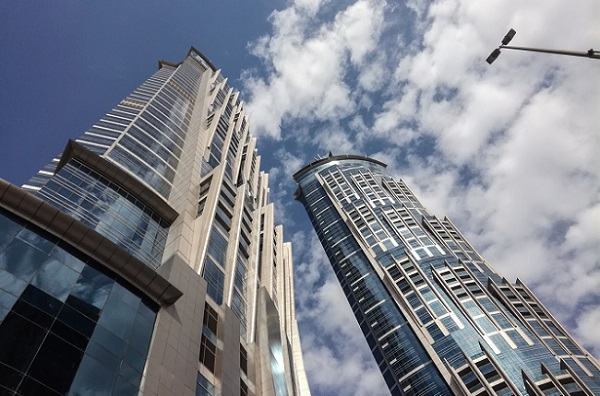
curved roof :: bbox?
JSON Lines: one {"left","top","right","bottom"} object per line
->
{"left": 293, "top": 154, "right": 387, "bottom": 181}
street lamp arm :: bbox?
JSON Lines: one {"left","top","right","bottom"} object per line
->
{"left": 500, "top": 45, "right": 600, "bottom": 60}
{"left": 486, "top": 27, "right": 599, "bottom": 64}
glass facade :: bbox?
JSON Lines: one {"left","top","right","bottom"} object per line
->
{"left": 36, "top": 159, "right": 169, "bottom": 269}
{"left": 0, "top": 209, "right": 157, "bottom": 395}
{"left": 294, "top": 155, "right": 600, "bottom": 396}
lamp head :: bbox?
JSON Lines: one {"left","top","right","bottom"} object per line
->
{"left": 502, "top": 28, "right": 516, "bottom": 45}
{"left": 486, "top": 48, "right": 501, "bottom": 64}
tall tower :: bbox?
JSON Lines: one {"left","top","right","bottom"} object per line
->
{"left": 0, "top": 48, "right": 310, "bottom": 396}
{"left": 294, "top": 154, "right": 599, "bottom": 396}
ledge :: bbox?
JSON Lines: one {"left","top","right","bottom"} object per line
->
{"left": 56, "top": 140, "right": 178, "bottom": 224}
{"left": 0, "top": 178, "right": 182, "bottom": 306}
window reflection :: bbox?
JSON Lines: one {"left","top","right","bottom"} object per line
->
{"left": 0, "top": 210, "right": 158, "bottom": 395}
{"left": 0, "top": 214, "right": 22, "bottom": 251}
{"left": 68, "top": 356, "right": 116, "bottom": 395}
{"left": 32, "top": 258, "right": 79, "bottom": 302}
{"left": 70, "top": 266, "right": 112, "bottom": 312}
{"left": 36, "top": 160, "right": 169, "bottom": 268}
{"left": 0, "top": 239, "right": 47, "bottom": 281}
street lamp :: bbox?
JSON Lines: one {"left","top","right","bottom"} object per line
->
{"left": 486, "top": 28, "right": 600, "bottom": 64}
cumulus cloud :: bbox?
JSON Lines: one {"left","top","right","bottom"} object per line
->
{"left": 244, "top": 0, "right": 386, "bottom": 139}
{"left": 574, "top": 306, "right": 600, "bottom": 355}
{"left": 245, "top": 0, "right": 600, "bottom": 392}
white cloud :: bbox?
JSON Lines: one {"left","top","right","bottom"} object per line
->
{"left": 314, "top": 126, "right": 357, "bottom": 153}
{"left": 357, "top": 55, "right": 386, "bottom": 92}
{"left": 574, "top": 306, "right": 600, "bottom": 356}
{"left": 564, "top": 203, "right": 600, "bottom": 254}
{"left": 275, "top": 148, "right": 306, "bottom": 177}
{"left": 266, "top": 149, "right": 308, "bottom": 226}
{"left": 244, "top": 0, "right": 386, "bottom": 139}
{"left": 294, "top": 0, "right": 330, "bottom": 16}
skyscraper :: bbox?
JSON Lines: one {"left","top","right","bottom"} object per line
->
{"left": 0, "top": 47, "right": 309, "bottom": 396}
{"left": 294, "top": 154, "right": 599, "bottom": 395}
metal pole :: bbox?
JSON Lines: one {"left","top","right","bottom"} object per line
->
{"left": 500, "top": 45, "right": 600, "bottom": 60}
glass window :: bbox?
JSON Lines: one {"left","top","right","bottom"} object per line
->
{"left": 89, "top": 339, "right": 125, "bottom": 373}
{"left": 0, "top": 312, "right": 47, "bottom": 371}
{"left": 16, "top": 376, "right": 60, "bottom": 395}
{"left": 11, "top": 299, "right": 54, "bottom": 329}
{"left": 199, "top": 335, "right": 217, "bottom": 372}
{"left": 124, "top": 344, "right": 145, "bottom": 373}
{"left": 203, "top": 303, "right": 218, "bottom": 335}
{"left": 0, "top": 269, "right": 28, "bottom": 299}
{"left": 91, "top": 324, "right": 126, "bottom": 358}
{"left": 429, "top": 301, "right": 447, "bottom": 317}
{"left": 0, "top": 214, "right": 22, "bottom": 251}
{"left": 49, "top": 245, "right": 85, "bottom": 272}
{"left": 32, "top": 259, "right": 79, "bottom": 302}
{"left": 68, "top": 353, "right": 117, "bottom": 395}
{"left": 59, "top": 303, "right": 96, "bottom": 337}
{"left": 203, "top": 258, "right": 225, "bottom": 305}
{"left": 207, "top": 229, "right": 228, "bottom": 265}
{"left": 27, "top": 333, "right": 84, "bottom": 394}
{"left": 240, "top": 344, "right": 248, "bottom": 374}
{"left": 128, "top": 313, "right": 154, "bottom": 354}
{"left": 0, "top": 360, "right": 21, "bottom": 391}
{"left": 21, "top": 285, "right": 62, "bottom": 317}
{"left": 196, "top": 372, "right": 215, "bottom": 396}
{"left": 0, "top": 239, "right": 47, "bottom": 281}
{"left": 69, "top": 266, "right": 113, "bottom": 315}
{"left": 113, "top": 375, "right": 137, "bottom": 395}
{"left": 17, "top": 228, "right": 55, "bottom": 254}
{"left": 97, "top": 285, "right": 138, "bottom": 340}
{"left": 51, "top": 319, "right": 89, "bottom": 350}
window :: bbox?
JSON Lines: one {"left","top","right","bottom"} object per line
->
{"left": 203, "top": 303, "right": 218, "bottom": 335}
{"left": 240, "top": 344, "right": 248, "bottom": 374}
{"left": 199, "top": 303, "right": 218, "bottom": 372}
{"left": 199, "top": 336, "right": 216, "bottom": 372}
{"left": 196, "top": 372, "right": 215, "bottom": 396}
{"left": 202, "top": 258, "right": 225, "bottom": 304}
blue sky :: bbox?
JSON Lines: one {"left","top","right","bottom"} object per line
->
{"left": 1, "top": 1, "right": 599, "bottom": 395}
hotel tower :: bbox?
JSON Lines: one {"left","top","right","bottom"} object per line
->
{"left": 294, "top": 154, "right": 599, "bottom": 396}
{"left": 0, "top": 48, "right": 309, "bottom": 396}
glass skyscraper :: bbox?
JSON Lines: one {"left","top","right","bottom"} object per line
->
{"left": 294, "top": 154, "right": 599, "bottom": 396}
{"left": 0, "top": 48, "right": 310, "bottom": 396}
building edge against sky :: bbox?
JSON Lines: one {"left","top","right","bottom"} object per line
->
{"left": 294, "top": 154, "right": 600, "bottom": 396}
{"left": 0, "top": 47, "right": 310, "bottom": 396}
